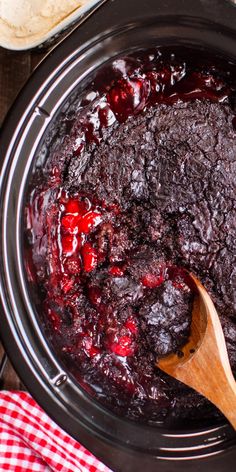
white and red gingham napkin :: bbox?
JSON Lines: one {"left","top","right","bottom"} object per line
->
{"left": 0, "top": 391, "right": 112, "bottom": 472}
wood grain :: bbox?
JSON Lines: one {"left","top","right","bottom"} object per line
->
{"left": 0, "top": 46, "right": 46, "bottom": 390}
{"left": 158, "top": 274, "right": 236, "bottom": 429}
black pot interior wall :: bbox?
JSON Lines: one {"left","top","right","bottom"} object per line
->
{"left": 0, "top": 2, "right": 236, "bottom": 470}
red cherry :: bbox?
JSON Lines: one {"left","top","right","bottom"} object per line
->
{"left": 125, "top": 317, "right": 138, "bottom": 335}
{"left": 60, "top": 275, "right": 74, "bottom": 294}
{"left": 107, "top": 77, "right": 149, "bottom": 121}
{"left": 65, "top": 198, "right": 87, "bottom": 215}
{"left": 89, "top": 345, "right": 101, "bottom": 358}
{"left": 158, "top": 66, "right": 172, "bottom": 86}
{"left": 108, "top": 265, "right": 125, "bottom": 277}
{"left": 109, "top": 335, "right": 134, "bottom": 357}
{"left": 141, "top": 273, "right": 165, "bottom": 288}
{"left": 77, "top": 211, "right": 102, "bottom": 234}
{"left": 61, "top": 214, "right": 79, "bottom": 234}
{"left": 167, "top": 265, "right": 195, "bottom": 291}
{"left": 172, "top": 280, "right": 186, "bottom": 290}
{"left": 84, "top": 121, "right": 100, "bottom": 145}
{"left": 81, "top": 243, "right": 98, "bottom": 272}
{"left": 61, "top": 235, "right": 78, "bottom": 256}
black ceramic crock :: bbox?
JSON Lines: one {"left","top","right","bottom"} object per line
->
{"left": 0, "top": 0, "right": 236, "bottom": 470}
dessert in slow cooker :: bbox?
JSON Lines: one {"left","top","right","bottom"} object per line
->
{"left": 25, "top": 51, "right": 236, "bottom": 422}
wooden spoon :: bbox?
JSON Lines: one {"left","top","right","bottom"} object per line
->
{"left": 157, "top": 273, "right": 236, "bottom": 429}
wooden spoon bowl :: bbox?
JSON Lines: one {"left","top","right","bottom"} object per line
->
{"left": 158, "top": 274, "right": 236, "bottom": 429}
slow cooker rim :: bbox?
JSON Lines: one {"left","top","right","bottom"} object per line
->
{"left": 0, "top": 3, "right": 236, "bottom": 469}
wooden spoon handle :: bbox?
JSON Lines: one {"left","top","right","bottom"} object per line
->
{"left": 159, "top": 277, "right": 236, "bottom": 429}
{"left": 197, "top": 280, "right": 236, "bottom": 428}
{"left": 177, "top": 345, "right": 236, "bottom": 429}
{"left": 175, "top": 282, "right": 236, "bottom": 429}
{"left": 212, "top": 378, "right": 236, "bottom": 429}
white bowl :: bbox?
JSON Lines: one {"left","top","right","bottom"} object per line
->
{"left": 0, "top": 0, "right": 107, "bottom": 50}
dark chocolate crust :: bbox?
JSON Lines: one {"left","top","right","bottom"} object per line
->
{"left": 26, "top": 62, "right": 236, "bottom": 422}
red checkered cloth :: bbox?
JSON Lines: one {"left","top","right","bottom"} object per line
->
{"left": 0, "top": 391, "right": 112, "bottom": 472}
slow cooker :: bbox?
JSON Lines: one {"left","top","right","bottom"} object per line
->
{"left": 0, "top": 0, "right": 236, "bottom": 470}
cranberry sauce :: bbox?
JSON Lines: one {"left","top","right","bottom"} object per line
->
{"left": 25, "top": 51, "right": 236, "bottom": 422}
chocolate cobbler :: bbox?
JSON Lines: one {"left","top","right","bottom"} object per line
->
{"left": 25, "top": 52, "right": 236, "bottom": 422}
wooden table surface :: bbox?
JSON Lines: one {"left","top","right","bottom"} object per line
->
{"left": 0, "top": 46, "right": 45, "bottom": 390}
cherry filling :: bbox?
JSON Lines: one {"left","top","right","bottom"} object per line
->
{"left": 25, "top": 52, "right": 236, "bottom": 422}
